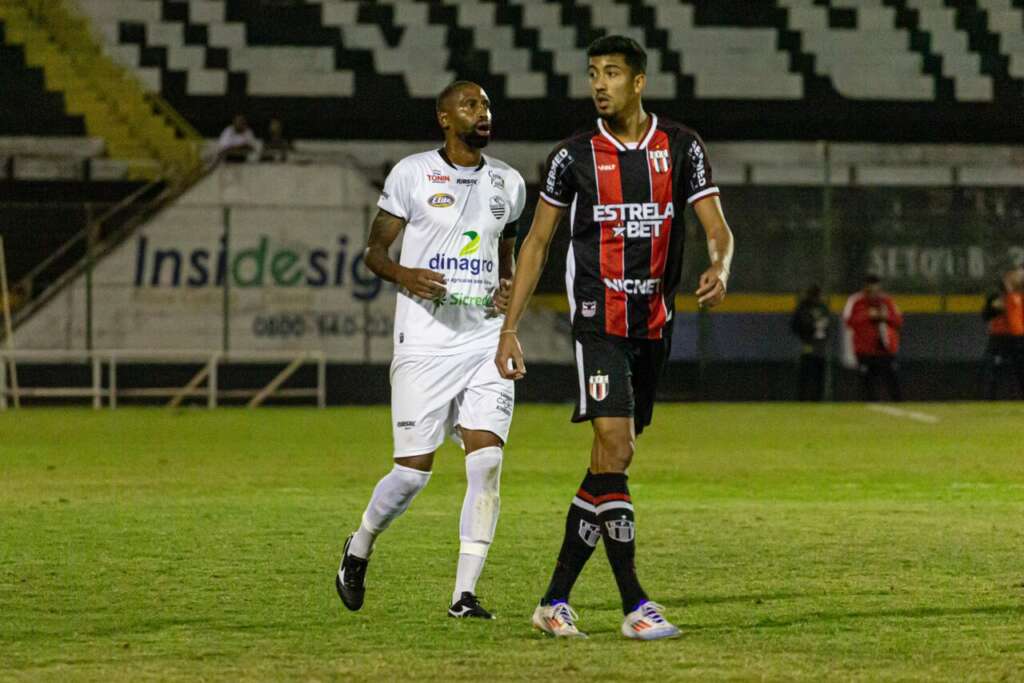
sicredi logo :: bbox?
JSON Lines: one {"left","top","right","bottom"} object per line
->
{"left": 429, "top": 193, "right": 455, "bottom": 208}
{"left": 132, "top": 235, "right": 382, "bottom": 300}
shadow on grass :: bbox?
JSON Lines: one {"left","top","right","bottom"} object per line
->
{"left": 711, "top": 604, "right": 1024, "bottom": 631}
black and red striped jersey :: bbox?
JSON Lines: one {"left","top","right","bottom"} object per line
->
{"left": 540, "top": 113, "right": 720, "bottom": 339}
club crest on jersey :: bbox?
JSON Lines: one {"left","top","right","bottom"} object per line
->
{"left": 581, "top": 300, "right": 596, "bottom": 318}
{"left": 489, "top": 195, "right": 506, "bottom": 220}
{"left": 588, "top": 372, "right": 609, "bottom": 402}
{"left": 488, "top": 170, "right": 504, "bottom": 189}
{"left": 649, "top": 148, "right": 670, "bottom": 173}
{"left": 428, "top": 193, "right": 455, "bottom": 208}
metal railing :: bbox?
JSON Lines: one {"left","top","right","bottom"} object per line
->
{"left": 0, "top": 350, "right": 327, "bottom": 409}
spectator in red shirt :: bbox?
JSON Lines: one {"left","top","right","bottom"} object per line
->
{"left": 982, "top": 266, "right": 1024, "bottom": 399}
{"left": 843, "top": 275, "right": 904, "bottom": 402}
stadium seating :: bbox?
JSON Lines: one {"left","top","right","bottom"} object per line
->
{"left": 69, "top": 0, "right": 1024, "bottom": 142}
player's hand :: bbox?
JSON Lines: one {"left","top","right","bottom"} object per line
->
{"left": 491, "top": 278, "right": 512, "bottom": 315}
{"left": 399, "top": 267, "right": 447, "bottom": 300}
{"left": 495, "top": 331, "right": 526, "bottom": 380}
{"left": 696, "top": 266, "right": 726, "bottom": 308}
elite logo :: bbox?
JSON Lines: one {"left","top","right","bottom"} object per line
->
{"left": 459, "top": 230, "right": 480, "bottom": 256}
{"left": 588, "top": 372, "right": 609, "bottom": 401}
{"left": 489, "top": 196, "right": 506, "bottom": 220}
{"left": 429, "top": 193, "right": 455, "bottom": 208}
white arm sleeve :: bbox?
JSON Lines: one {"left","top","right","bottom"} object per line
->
{"left": 377, "top": 159, "right": 414, "bottom": 220}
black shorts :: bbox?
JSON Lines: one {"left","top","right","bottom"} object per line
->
{"left": 570, "top": 332, "right": 669, "bottom": 436}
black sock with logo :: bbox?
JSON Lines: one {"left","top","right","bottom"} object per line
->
{"left": 541, "top": 471, "right": 601, "bottom": 605}
{"left": 592, "top": 472, "right": 648, "bottom": 614}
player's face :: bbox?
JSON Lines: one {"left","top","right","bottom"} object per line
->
{"left": 439, "top": 85, "right": 492, "bottom": 149}
{"left": 588, "top": 55, "right": 644, "bottom": 119}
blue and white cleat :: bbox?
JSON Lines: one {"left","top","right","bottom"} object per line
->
{"left": 532, "top": 601, "right": 588, "bottom": 638}
{"left": 621, "top": 601, "right": 681, "bottom": 640}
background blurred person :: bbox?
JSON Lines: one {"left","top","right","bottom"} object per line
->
{"left": 261, "top": 117, "right": 292, "bottom": 162}
{"left": 981, "top": 266, "right": 1024, "bottom": 399}
{"left": 843, "top": 275, "right": 903, "bottom": 402}
{"left": 217, "top": 114, "right": 258, "bottom": 162}
{"left": 790, "top": 284, "right": 831, "bottom": 401}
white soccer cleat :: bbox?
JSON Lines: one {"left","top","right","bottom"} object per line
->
{"left": 532, "top": 602, "right": 588, "bottom": 639}
{"left": 621, "top": 601, "right": 681, "bottom": 640}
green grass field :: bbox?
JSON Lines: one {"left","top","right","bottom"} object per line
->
{"left": 2, "top": 404, "right": 1023, "bottom": 681}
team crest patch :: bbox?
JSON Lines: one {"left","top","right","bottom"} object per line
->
{"left": 649, "top": 148, "right": 670, "bottom": 173}
{"left": 489, "top": 195, "right": 506, "bottom": 220}
{"left": 581, "top": 300, "right": 596, "bottom": 318}
{"left": 604, "top": 518, "right": 635, "bottom": 543}
{"left": 588, "top": 372, "right": 609, "bottom": 402}
{"left": 428, "top": 192, "right": 455, "bottom": 208}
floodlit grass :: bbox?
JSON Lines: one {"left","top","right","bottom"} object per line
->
{"left": 1, "top": 404, "right": 1023, "bottom": 681}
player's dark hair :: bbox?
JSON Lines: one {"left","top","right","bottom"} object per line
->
{"left": 436, "top": 80, "right": 476, "bottom": 112}
{"left": 864, "top": 274, "right": 881, "bottom": 285}
{"left": 587, "top": 35, "right": 647, "bottom": 75}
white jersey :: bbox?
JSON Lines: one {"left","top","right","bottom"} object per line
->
{"left": 378, "top": 149, "right": 526, "bottom": 356}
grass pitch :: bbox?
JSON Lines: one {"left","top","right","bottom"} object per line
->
{"left": 1, "top": 403, "right": 1023, "bottom": 681}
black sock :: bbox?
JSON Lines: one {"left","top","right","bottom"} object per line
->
{"left": 541, "top": 471, "right": 602, "bottom": 605}
{"left": 592, "top": 472, "right": 648, "bottom": 614}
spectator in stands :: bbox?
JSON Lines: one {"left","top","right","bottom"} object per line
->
{"left": 981, "top": 266, "right": 1024, "bottom": 399}
{"left": 790, "top": 284, "right": 831, "bottom": 401}
{"left": 843, "top": 275, "right": 904, "bottom": 402}
{"left": 261, "top": 117, "right": 292, "bottom": 162}
{"left": 218, "top": 114, "right": 258, "bottom": 162}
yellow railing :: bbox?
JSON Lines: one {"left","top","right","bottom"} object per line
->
{"left": 7, "top": 0, "right": 203, "bottom": 182}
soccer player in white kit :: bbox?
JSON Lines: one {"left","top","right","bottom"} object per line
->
{"left": 336, "top": 81, "right": 526, "bottom": 619}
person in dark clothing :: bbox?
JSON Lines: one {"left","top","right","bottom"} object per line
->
{"left": 981, "top": 267, "right": 1024, "bottom": 399}
{"left": 790, "top": 284, "right": 831, "bottom": 401}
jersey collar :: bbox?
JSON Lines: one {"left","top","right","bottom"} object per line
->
{"left": 437, "top": 147, "right": 486, "bottom": 172}
{"left": 596, "top": 113, "right": 658, "bottom": 152}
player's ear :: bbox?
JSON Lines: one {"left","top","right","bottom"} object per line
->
{"left": 633, "top": 71, "right": 646, "bottom": 96}
{"left": 437, "top": 109, "right": 449, "bottom": 131}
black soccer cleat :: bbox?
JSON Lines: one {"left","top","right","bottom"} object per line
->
{"left": 336, "top": 534, "right": 368, "bottom": 611}
{"left": 448, "top": 592, "right": 495, "bottom": 619}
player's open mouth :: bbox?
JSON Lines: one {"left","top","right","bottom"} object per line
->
{"left": 475, "top": 122, "right": 492, "bottom": 135}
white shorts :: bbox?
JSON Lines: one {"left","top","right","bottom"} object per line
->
{"left": 390, "top": 350, "right": 515, "bottom": 458}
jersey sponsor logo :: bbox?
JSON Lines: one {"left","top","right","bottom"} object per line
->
{"left": 588, "top": 372, "right": 609, "bottom": 402}
{"left": 581, "top": 300, "right": 596, "bottom": 318}
{"left": 597, "top": 163, "right": 616, "bottom": 172}
{"left": 649, "top": 149, "right": 670, "bottom": 174}
{"left": 489, "top": 196, "right": 506, "bottom": 220}
{"left": 488, "top": 170, "right": 505, "bottom": 189}
{"left": 603, "top": 277, "right": 661, "bottom": 295}
{"left": 426, "top": 170, "right": 450, "bottom": 183}
{"left": 396, "top": 420, "right": 416, "bottom": 429}
{"left": 428, "top": 253, "right": 494, "bottom": 276}
{"left": 495, "top": 391, "right": 513, "bottom": 417}
{"left": 594, "top": 202, "right": 674, "bottom": 238}
{"left": 428, "top": 193, "right": 455, "bottom": 208}
{"left": 688, "top": 140, "right": 707, "bottom": 189}
{"left": 545, "top": 148, "right": 573, "bottom": 196}
{"left": 456, "top": 178, "right": 477, "bottom": 185}
{"left": 458, "top": 230, "right": 481, "bottom": 256}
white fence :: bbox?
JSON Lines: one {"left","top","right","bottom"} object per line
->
{"left": 0, "top": 350, "right": 326, "bottom": 409}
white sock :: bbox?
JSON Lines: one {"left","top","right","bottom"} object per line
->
{"left": 453, "top": 446, "right": 502, "bottom": 603}
{"left": 348, "top": 463, "right": 431, "bottom": 560}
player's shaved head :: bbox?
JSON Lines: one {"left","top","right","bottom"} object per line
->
{"left": 436, "top": 80, "right": 479, "bottom": 113}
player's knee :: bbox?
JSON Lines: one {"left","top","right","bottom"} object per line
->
{"left": 592, "top": 428, "right": 634, "bottom": 472}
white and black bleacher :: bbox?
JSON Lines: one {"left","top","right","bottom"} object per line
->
{"left": 67, "top": 0, "right": 1024, "bottom": 142}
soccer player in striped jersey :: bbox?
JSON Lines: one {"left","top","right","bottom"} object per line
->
{"left": 496, "top": 35, "right": 735, "bottom": 640}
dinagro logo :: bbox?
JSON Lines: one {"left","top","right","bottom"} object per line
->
{"left": 132, "top": 235, "right": 382, "bottom": 300}
{"left": 459, "top": 230, "right": 480, "bottom": 256}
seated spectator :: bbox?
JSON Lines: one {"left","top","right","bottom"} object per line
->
{"left": 218, "top": 115, "right": 258, "bottom": 162}
{"left": 261, "top": 117, "right": 292, "bottom": 162}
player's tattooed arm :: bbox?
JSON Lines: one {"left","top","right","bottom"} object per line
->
{"left": 496, "top": 200, "right": 565, "bottom": 379}
{"left": 693, "top": 195, "right": 734, "bottom": 308}
{"left": 491, "top": 237, "right": 516, "bottom": 314}
{"left": 363, "top": 208, "right": 447, "bottom": 300}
